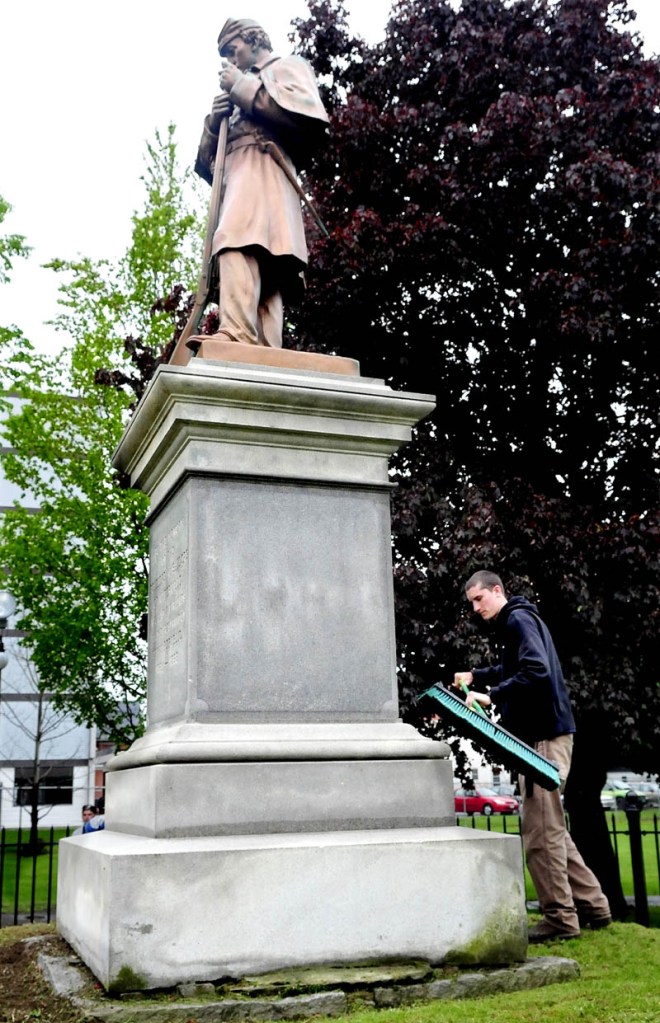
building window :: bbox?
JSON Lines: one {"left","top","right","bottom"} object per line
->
{"left": 13, "top": 766, "right": 74, "bottom": 806}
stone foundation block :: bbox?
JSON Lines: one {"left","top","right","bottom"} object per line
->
{"left": 57, "top": 826, "right": 527, "bottom": 991}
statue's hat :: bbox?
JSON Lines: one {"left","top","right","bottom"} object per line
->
{"left": 217, "top": 18, "right": 263, "bottom": 53}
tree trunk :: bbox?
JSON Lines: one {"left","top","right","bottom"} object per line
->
{"left": 22, "top": 693, "right": 45, "bottom": 857}
{"left": 23, "top": 780, "right": 43, "bottom": 857}
{"left": 563, "top": 720, "right": 628, "bottom": 920}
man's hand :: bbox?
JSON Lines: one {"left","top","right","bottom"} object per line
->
{"left": 466, "top": 691, "right": 492, "bottom": 711}
{"left": 209, "top": 93, "right": 233, "bottom": 131}
{"left": 453, "top": 671, "right": 474, "bottom": 689}
{"left": 220, "top": 63, "right": 242, "bottom": 93}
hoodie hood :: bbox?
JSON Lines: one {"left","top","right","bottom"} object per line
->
{"left": 497, "top": 595, "right": 539, "bottom": 628}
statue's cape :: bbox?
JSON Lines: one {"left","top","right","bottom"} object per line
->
{"left": 259, "top": 55, "right": 330, "bottom": 126}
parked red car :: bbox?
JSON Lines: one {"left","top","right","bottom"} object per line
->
{"left": 454, "top": 786, "right": 519, "bottom": 816}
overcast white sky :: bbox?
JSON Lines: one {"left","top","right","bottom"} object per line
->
{"left": 1, "top": 1, "right": 658, "bottom": 354}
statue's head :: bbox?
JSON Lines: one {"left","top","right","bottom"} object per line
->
{"left": 217, "top": 18, "right": 273, "bottom": 58}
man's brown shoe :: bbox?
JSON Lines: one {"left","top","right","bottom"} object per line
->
{"left": 577, "top": 911, "right": 612, "bottom": 930}
{"left": 528, "top": 921, "right": 580, "bottom": 943}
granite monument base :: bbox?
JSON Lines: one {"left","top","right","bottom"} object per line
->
{"left": 102, "top": 722, "right": 455, "bottom": 838}
{"left": 105, "top": 758, "right": 455, "bottom": 838}
{"left": 57, "top": 357, "right": 528, "bottom": 990}
{"left": 57, "top": 827, "right": 527, "bottom": 991}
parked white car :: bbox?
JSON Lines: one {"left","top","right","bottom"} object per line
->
{"left": 600, "top": 780, "right": 633, "bottom": 810}
{"left": 635, "top": 781, "right": 660, "bottom": 808}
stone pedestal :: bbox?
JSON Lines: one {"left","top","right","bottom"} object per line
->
{"left": 57, "top": 354, "right": 527, "bottom": 990}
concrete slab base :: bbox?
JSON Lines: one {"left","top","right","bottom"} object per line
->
{"left": 57, "top": 826, "right": 528, "bottom": 991}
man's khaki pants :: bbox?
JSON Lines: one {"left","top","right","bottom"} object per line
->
{"left": 519, "top": 734, "right": 610, "bottom": 932}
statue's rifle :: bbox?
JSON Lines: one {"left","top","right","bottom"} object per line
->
{"left": 168, "top": 114, "right": 229, "bottom": 366}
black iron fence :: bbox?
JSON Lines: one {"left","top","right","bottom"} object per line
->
{"left": 1, "top": 811, "right": 658, "bottom": 928}
{"left": 458, "top": 807, "right": 659, "bottom": 926}
{"left": 0, "top": 825, "right": 71, "bottom": 927}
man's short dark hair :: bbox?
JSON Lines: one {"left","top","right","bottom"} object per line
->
{"left": 465, "top": 570, "right": 506, "bottom": 595}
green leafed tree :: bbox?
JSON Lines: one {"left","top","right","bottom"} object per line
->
{"left": 0, "top": 196, "right": 31, "bottom": 352}
{"left": 0, "top": 196, "right": 30, "bottom": 284}
{"left": 0, "top": 127, "right": 202, "bottom": 745}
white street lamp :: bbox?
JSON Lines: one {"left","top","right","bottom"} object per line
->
{"left": 0, "top": 590, "right": 17, "bottom": 675}
{"left": 0, "top": 590, "right": 17, "bottom": 628}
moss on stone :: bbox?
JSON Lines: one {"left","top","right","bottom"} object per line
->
{"left": 226, "top": 960, "right": 433, "bottom": 997}
{"left": 108, "top": 964, "right": 148, "bottom": 996}
{"left": 443, "top": 905, "right": 527, "bottom": 966}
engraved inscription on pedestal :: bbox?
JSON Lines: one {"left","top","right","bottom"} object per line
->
{"left": 191, "top": 477, "right": 400, "bottom": 722}
{"left": 148, "top": 500, "right": 189, "bottom": 724}
{"left": 145, "top": 473, "right": 402, "bottom": 728}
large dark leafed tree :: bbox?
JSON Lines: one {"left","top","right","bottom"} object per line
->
{"left": 283, "top": 0, "right": 659, "bottom": 918}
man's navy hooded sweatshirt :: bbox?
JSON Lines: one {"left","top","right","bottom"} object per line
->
{"left": 471, "top": 596, "right": 576, "bottom": 746}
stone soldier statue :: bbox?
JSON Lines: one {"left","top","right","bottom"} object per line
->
{"left": 193, "top": 17, "right": 330, "bottom": 350}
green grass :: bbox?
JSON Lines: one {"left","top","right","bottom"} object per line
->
{"left": 340, "top": 917, "right": 660, "bottom": 1023}
{"left": 457, "top": 810, "right": 660, "bottom": 901}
